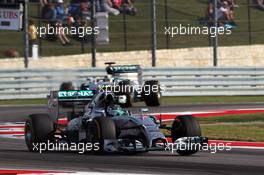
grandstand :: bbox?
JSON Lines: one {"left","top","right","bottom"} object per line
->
{"left": 0, "top": 0, "right": 263, "bottom": 59}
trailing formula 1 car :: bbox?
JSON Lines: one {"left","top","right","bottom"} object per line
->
{"left": 25, "top": 90, "right": 207, "bottom": 155}
{"left": 60, "top": 62, "right": 162, "bottom": 107}
{"left": 103, "top": 62, "right": 162, "bottom": 107}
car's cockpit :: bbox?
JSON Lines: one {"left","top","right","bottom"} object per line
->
{"left": 85, "top": 92, "right": 129, "bottom": 118}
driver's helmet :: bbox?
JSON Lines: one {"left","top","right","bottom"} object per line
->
{"left": 112, "top": 78, "right": 123, "bottom": 84}
{"left": 104, "top": 93, "right": 115, "bottom": 106}
{"left": 103, "top": 75, "right": 110, "bottom": 82}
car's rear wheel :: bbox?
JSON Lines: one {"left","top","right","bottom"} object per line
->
{"left": 25, "top": 114, "right": 54, "bottom": 152}
{"left": 143, "top": 80, "right": 161, "bottom": 106}
{"left": 87, "top": 117, "right": 116, "bottom": 153}
{"left": 171, "top": 115, "right": 201, "bottom": 156}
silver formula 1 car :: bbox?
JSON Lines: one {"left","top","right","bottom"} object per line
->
{"left": 25, "top": 90, "right": 207, "bottom": 155}
{"left": 60, "top": 62, "right": 162, "bottom": 107}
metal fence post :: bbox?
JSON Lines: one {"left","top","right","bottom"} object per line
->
{"left": 91, "top": 0, "right": 96, "bottom": 67}
{"left": 151, "top": 0, "right": 157, "bottom": 67}
{"left": 123, "top": 8, "right": 128, "bottom": 51}
{"left": 81, "top": 37, "right": 85, "bottom": 54}
{"left": 247, "top": 0, "right": 252, "bottom": 45}
{"left": 37, "top": 2, "right": 42, "bottom": 57}
{"left": 23, "top": 0, "right": 29, "bottom": 68}
{"left": 213, "top": 0, "right": 218, "bottom": 67}
{"left": 164, "top": 0, "right": 170, "bottom": 49}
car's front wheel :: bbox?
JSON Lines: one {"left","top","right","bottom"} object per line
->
{"left": 171, "top": 115, "right": 201, "bottom": 156}
{"left": 87, "top": 117, "right": 116, "bottom": 153}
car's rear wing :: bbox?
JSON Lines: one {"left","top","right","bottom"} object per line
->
{"left": 47, "top": 90, "right": 95, "bottom": 121}
{"left": 49, "top": 90, "right": 95, "bottom": 102}
{"left": 58, "top": 90, "right": 95, "bottom": 102}
{"left": 106, "top": 65, "right": 141, "bottom": 75}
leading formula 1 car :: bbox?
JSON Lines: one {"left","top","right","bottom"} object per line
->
{"left": 25, "top": 90, "right": 207, "bottom": 155}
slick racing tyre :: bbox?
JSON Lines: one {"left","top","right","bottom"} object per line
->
{"left": 87, "top": 117, "right": 116, "bottom": 153}
{"left": 25, "top": 114, "right": 54, "bottom": 152}
{"left": 143, "top": 80, "right": 161, "bottom": 106}
{"left": 171, "top": 115, "right": 201, "bottom": 156}
{"left": 59, "top": 81, "right": 75, "bottom": 108}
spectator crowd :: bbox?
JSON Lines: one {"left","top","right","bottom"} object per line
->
{"left": 253, "top": 0, "right": 264, "bottom": 10}
{"left": 205, "top": 0, "right": 264, "bottom": 28}
{"left": 206, "top": 0, "right": 238, "bottom": 28}
{"left": 38, "top": 0, "right": 136, "bottom": 45}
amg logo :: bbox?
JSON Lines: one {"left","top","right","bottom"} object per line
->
{"left": 58, "top": 90, "right": 93, "bottom": 98}
{"left": 112, "top": 65, "right": 138, "bottom": 71}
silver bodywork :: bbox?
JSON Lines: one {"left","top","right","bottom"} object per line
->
{"left": 47, "top": 91, "right": 167, "bottom": 152}
{"left": 47, "top": 90, "right": 206, "bottom": 153}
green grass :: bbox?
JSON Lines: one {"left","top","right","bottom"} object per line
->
{"left": 199, "top": 113, "right": 264, "bottom": 142}
{"left": 164, "top": 113, "right": 264, "bottom": 142}
{"left": 1, "top": 0, "right": 264, "bottom": 57}
{"left": 198, "top": 113, "right": 264, "bottom": 141}
{"left": 0, "top": 99, "right": 47, "bottom": 105}
{"left": 201, "top": 124, "right": 264, "bottom": 142}
{"left": 198, "top": 113, "right": 264, "bottom": 124}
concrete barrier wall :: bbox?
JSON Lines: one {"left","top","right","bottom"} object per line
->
{"left": 1, "top": 45, "right": 263, "bottom": 69}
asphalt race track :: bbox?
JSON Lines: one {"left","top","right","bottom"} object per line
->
{"left": 1, "top": 103, "right": 264, "bottom": 122}
{"left": 0, "top": 103, "right": 264, "bottom": 174}
{"left": 0, "top": 138, "right": 264, "bottom": 174}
